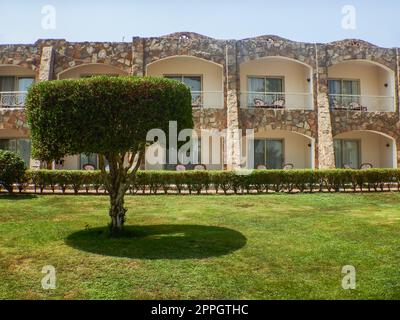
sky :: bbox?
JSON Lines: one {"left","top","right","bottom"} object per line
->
{"left": 0, "top": 0, "right": 399, "bottom": 47}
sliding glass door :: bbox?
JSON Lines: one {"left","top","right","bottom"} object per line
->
{"left": 254, "top": 139, "right": 284, "bottom": 169}
{"left": 334, "top": 139, "right": 360, "bottom": 169}
{"left": 0, "top": 139, "right": 31, "bottom": 166}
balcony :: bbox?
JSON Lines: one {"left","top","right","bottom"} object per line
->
{"left": 240, "top": 92, "right": 313, "bottom": 110}
{"left": 0, "top": 91, "right": 28, "bottom": 109}
{"left": 191, "top": 91, "right": 224, "bottom": 109}
{"left": 329, "top": 94, "right": 394, "bottom": 112}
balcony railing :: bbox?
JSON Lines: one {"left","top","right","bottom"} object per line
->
{"left": 329, "top": 94, "right": 394, "bottom": 112}
{"left": 0, "top": 91, "right": 28, "bottom": 108}
{"left": 240, "top": 92, "right": 313, "bottom": 110}
{"left": 191, "top": 91, "right": 224, "bottom": 109}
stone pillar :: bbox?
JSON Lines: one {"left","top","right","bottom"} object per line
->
{"left": 132, "top": 37, "right": 145, "bottom": 76}
{"left": 225, "top": 41, "right": 241, "bottom": 170}
{"left": 34, "top": 46, "right": 55, "bottom": 169}
{"left": 38, "top": 46, "right": 54, "bottom": 82}
{"left": 315, "top": 44, "right": 335, "bottom": 169}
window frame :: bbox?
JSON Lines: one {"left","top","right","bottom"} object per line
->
{"left": 247, "top": 75, "right": 285, "bottom": 94}
{"left": 333, "top": 138, "right": 361, "bottom": 169}
{"left": 253, "top": 138, "right": 285, "bottom": 169}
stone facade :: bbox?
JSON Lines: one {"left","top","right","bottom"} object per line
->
{"left": 1, "top": 32, "right": 400, "bottom": 169}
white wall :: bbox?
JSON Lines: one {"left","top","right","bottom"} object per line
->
{"left": 239, "top": 57, "right": 312, "bottom": 109}
{"left": 58, "top": 64, "right": 128, "bottom": 79}
{"left": 334, "top": 131, "right": 395, "bottom": 168}
{"left": 242, "top": 130, "right": 313, "bottom": 169}
{"left": 146, "top": 56, "right": 224, "bottom": 108}
{"left": 328, "top": 61, "right": 395, "bottom": 111}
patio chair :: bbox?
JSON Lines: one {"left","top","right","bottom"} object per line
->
{"left": 256, "top": 164, "right": 267, "bottom": 170}
{"left": 343, "top": 164, "right": 352, "bottom": 169}
{"left": 175, "top": 164, "right": 186, "bottom": 171}
{"left": 194, "top": 164, "right": 206, "bottom": 170}
{"left": 271, "top": 98, "right": 285, "bottom": 109}
{"left": 83, "top": 164, "right": 96, "bottom": 170}
{"left": 360, "top": 163, "right": 373, "bottom": 170}
{"left": 253, "top": 98, "right": 266, "bottom": 108}
{"left": 349, "top": 101, "right": 367, "bottom": 111}
{"left": 192, "top": 95, "right": 202, "bottom": 108}
{"left": 283, "top": 163, "right": 294, "bottom": 170}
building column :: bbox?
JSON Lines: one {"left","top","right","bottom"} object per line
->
{"left": 31, "top": 46, "right": 55, "bottom": 169}
{"left": 131, "top": 37, "right": 145, "bottom": 76}
{"left": 315, "top": 44, "right": 336, "bottom": 169}
{"left": 225, "top": 41, "right": 241, "bottom": 170}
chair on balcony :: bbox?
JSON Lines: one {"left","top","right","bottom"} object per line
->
{"left": 256, "top": 164, "right": 267, "bottom": 170}
{"left": 349, "top": 101, "right": 367, "bottom": 112}
{"left": 270, "top": 98, "right": 285, "bottom": 109}
{"left": 192, "top": 95, "right": 202, "bottom": 108}
{"left": 331, "top": 99, "right": 346, "bottom": 110}
{"left": 253, "top": 98, "right": 266, "bottom": 108}
{"left": 283, "top": 163, "right": 294, "bottom": 170}
{"left": 360, "top": 163, "right": 373, "bottom": 170}
{"left": 343, "top": 164, "right": 352, "bottom": 169}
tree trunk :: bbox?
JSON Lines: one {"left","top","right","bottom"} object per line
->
{"left": 108, "top": 186, "right": 127, "bottom": 234}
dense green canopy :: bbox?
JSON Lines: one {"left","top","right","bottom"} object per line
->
{"left": 26, "top": 76, "right": 193, "bottom": 161}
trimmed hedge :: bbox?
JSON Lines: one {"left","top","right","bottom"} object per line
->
{"left": 0, "top": 150, "right": 26, "bottom": 193}
{"left": 2, "top": 169, "right": 400, "bottom": 194}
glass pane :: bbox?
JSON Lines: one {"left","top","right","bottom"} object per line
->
{"left": 266, "top": 140, "right": 283, "bottom": 169}
{"left": 254, "top": 140, "right": 266, "bottom": 167}
{"left": 0, "top": 76, "right": 16, "bottom": 91}
{"left": 342, "top": 140, "right": 360, "bottom": 169}
{"left": 80, "top": 153, "right": 98, "bottom": 169}
{"left": 183, "top": 76, "right": 201, "bottom": 92}
{"left": 333, "top": 140, "right": 342, "bottom": 168}
{"left": 16, "top": 139, "right": 31, "bottom": 167}
{"left": 266, "top": 78, "right": 283, "bottom": 93}
{"left": 0, "top": 139, "right": 13, "bottom": 151}
{"left": 248, "top": 77, "right": 265, "bottom": 106}
{"left": 17, "top": 78, "right": 34, "bottom": 91}
{"left": 328, "top": 80, "right": 342, "bottom": 95}
{"left": 248, "top": 77, "right": 265, "bottom": 92}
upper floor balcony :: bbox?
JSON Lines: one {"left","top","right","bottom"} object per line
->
{"left": 239, "top": 56, "right": 314, "bottom": 110}
{"left": 328, "top": 60, "right": 395, "bottom": 112}
{"left": 0, "top": 66, "right": 35, "bottom": 109}
{"left": 146, "top": 56, "right": 224, "bottom": 109}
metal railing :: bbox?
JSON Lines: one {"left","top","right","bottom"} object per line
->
{"left": 329, "top": 94, "right": 394, "bottom": 112}
{"left": 0, "top": 91, "right": 28, "bottom": 108}
{"left": 191, "top": 91, "right": 224, "bottom": 109}
{"left": 240, "top": 92, "right": 313, "bottom": 110}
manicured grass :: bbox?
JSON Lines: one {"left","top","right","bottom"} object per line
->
{"left": 0, "top": 193, "right": 399, "bottom": 299}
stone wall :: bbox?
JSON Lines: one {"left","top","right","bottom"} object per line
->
{"left": 0, "top": 109, "right": 29, "bottom": 135}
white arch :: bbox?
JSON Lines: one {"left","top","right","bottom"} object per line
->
{"left": 145, "top": 55, "right": 223, "bottom": 72}
{"left": 57, "top": 63, "right": 128, "bottom": 79}
{"left": 0, "top": 64, "right": 36, "bottom": 77}
{"left": 240, "top": 55, "right": 313, "bottom": 70}
{"left": 334, "top": 130, "right": 397, "bottom": 168}
{"left": 245, "top": 129, "right": 316, "bottom": 169}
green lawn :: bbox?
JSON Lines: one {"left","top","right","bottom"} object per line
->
{"left": 0, "top": 193, "right": 399, "bottom": 299}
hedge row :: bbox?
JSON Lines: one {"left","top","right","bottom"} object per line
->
{"left": 2, "top": 169, "right": 400, "bottom": 194}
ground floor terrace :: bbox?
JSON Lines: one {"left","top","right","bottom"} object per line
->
{"left": 0, "top": 127, "right": 398, "bottom": 170}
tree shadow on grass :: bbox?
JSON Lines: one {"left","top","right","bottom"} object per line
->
{"left": 65, "top": 224, "right": 247, "bottom": 259}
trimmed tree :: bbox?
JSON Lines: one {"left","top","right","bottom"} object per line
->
{"left": 26, "top": 76, "right": 193, "bottom": 234}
